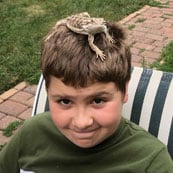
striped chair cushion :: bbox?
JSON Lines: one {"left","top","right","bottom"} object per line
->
{"left": 32, "top": 67, "right": 173, "bottom": 159}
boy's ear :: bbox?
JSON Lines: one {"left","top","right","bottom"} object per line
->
{"left": 123, "top": 82, "right": 129, "bottom": 103}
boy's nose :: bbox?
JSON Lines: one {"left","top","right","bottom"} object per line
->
{"left": 72, "top": 108, "right": 94, "bottom": 130}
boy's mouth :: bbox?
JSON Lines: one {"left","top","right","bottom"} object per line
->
{"left": 71, "top": 128, "right": 99, "bottom": 139}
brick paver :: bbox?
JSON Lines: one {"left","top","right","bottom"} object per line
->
{"left": 0, "top": 88, "right": 19, "bottom": 101}
{"left": 0, "top": 100, "right": 28, "bottom": 117}
{"left": 0, "top": 83, "right": 37, "bottom": 145}
{"left": 14, "top": 82, "right": 27, "bottom": 90}
{"left": 121, "top": 1, "right": 173, "bottom": 66}
{"left": 0, "top": 116, "right": 20, "bottom": 129}
{"left": 0, "top": 99, "right": 3, "bottom": 104}
{"left": 10, "top": 91, "right": 33, "bottom": 105}
{"left": 0, "top": 0, "right": 173, "bottom": 146}
{"left": 18, "top": 108, "right": 33, "bottom": 120}
{"left": 0, "top": 112, "right": 6, "bottom": 120}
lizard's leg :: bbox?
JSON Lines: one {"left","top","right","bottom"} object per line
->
{"left": 88, "top": 35, "right": 106, "bottom": 61}
{"left": 104, "top": 29, "right": 114, "bottom": 43}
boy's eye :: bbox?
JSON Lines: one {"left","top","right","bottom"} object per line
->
{"left": 58, "top": 99, "right": 71, "bottom": 105}
{"left": 92, "top": 98, "right": 105, "bottom": 104}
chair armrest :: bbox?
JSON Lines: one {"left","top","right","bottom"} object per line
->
{"left": 32, "top": 75, "right": 48, "bottom": 116}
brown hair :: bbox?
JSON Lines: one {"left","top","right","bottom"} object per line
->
{"left": 41, "top": 20, "right": 131, "bottom": 94}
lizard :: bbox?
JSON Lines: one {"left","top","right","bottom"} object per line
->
{"left": 45, "top": 12, "right": 114, "bottom": 61}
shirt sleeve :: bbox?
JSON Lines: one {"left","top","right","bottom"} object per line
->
{"left": 146, "top": 147, "right": 173, "bottom": 173}
{"left": 0, "top": 128, "right": 22, "bottom": 173}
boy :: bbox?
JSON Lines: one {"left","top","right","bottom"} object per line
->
{"left": 0, "top": 12, "right": 172, "bottom": 173}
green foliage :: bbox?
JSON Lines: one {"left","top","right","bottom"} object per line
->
{"left": 2, "top": 121, "right": 23, "bottom": 137}
{"left": 151, "top": 41, "right": 173, "bottom": 72}
{"left": 135, "top": 18, "right": 146, "bottom": 23}
{"left": 0, "top": 0, "right": 163, "bottom": 94}
{"left": 148, "top": 0, "right": 167, "bottom": 7}
{"left": 128, "top": 24, "right": 136, "bottom": 30}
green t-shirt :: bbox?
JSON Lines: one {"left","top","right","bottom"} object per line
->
{"left": 0, "top": 112, "right": 172, "bottom": 173}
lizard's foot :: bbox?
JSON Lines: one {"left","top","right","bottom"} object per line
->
{"left": 88, "top": 35, "right": 106, "bottom": 61}
{"left": 105, "top": 32, "right": 114, "bottom": 43}
{"left": 96, "top": 50, "right": 106, "bottom": 62}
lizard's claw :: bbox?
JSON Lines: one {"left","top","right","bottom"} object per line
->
{"left": 97, "top": 51, "right": 106, "bottom": 62}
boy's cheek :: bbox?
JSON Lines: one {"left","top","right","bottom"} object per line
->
{"left": 94, "top": 105, "right": 122, "bottom": 125}
{"left": 49, "top": 103, "right": 70, "bottom": 128}
{"left": 51, "top": 111, "right": 70, "bottom": 128}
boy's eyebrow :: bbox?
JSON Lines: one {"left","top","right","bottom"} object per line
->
{"left": 51, "top": 91, "right": 114, "bottom": 99}
{"left": 88, "top": 91, "right": 114, "bottom": 98}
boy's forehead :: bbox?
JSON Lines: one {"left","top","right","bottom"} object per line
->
{"left": 48, "top": 76, "right": 117, "bottom": 96}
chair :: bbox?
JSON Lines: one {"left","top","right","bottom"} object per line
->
{"left": 32, "top": 67, "right": 173, "bottom": 159}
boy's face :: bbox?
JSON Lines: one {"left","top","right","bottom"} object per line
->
{"left": 47, "top": 76, "right": 128, "bottom": 148}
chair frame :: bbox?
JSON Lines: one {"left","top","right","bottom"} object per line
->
{"left": 32, "top": 67, "right": 173, "bottom": 159}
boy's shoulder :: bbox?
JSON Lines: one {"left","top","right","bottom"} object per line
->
{"left": 122, "top": 117, "right": 165, "bottom": 148}
{"left": 25, "top": 112, "right": 51, "bottom": 124}
{"left": 20, "top": 112, "right": 55, "bottom": 134}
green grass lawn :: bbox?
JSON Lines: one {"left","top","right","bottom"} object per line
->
{"left": 150, "top": 41, "right": 173, "bottom": 73}
{"left": 0, "top": 0, "right": 162, "bottom": 94}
